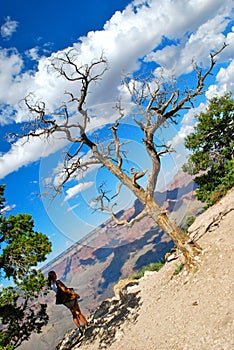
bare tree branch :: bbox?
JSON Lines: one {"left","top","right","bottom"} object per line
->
{"left": 130, "top": 168, "right": 147, "bottom": 188}
{"left": 163, "top": 43, "right": 228, "bottom": 120}
{"left": 94, "top": 196, "right": 149, "bottom": 227}
{"left": 110, "top": 207, "right": 149, "bottom": 227}
{"left": 111, "top": 183, "right": 123, "bottom": 200}
{"left": 109, "top": 120, "right": 123, "bottom": 168}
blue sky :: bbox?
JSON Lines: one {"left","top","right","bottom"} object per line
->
{"left": 0, "top": 0, "right": 234, "bottom": 267}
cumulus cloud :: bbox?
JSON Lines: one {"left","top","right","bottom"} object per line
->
{"left": 1, "top": 16, "right": 18, "bottom": 40}
{"left": 1, "top": 0, "right": 233, "bottom": 123}
{"left": 0, "top": 48, "right": 33, "bottom": 124}
{"left": 206, "top": 60, "right": 234, "bottom": 98}
{"left": 0, "top": 132, "right": 68, "bottom": 179}
{"left": 145, "top": 12, "right": 231, "bottom": 76}
{"left": 204, "top": 26, "right": 234, "bottom": 98}
{"left": 0, "top": 0, "right": 233, "bottom": 179}
{"left": 64, "top": 181, "right": 93, "bottom": 201}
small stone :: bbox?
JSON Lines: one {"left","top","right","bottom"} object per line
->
{"left": 115, "top": 330, "right": 123, "bottom": 341}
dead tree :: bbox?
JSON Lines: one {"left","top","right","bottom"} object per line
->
{"left": 13, "top": 45, "right": 227, "bottom": 266}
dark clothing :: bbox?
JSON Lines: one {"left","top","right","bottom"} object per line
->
{"left": 55, "top": 279, "right": 79, "bottom": 306}
{"left": 63, "top": 299, "right": 77, "bottom": 309}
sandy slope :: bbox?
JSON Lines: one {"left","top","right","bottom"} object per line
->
{"left": 78, "top": 188, "right": 234, "bottom": 350}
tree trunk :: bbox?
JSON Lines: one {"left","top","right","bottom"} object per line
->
{"left": 146, "top": 196, "right": 202, "bottom": 266}
{"left": 94, "top": 154, "right": 202, "bottom": 265}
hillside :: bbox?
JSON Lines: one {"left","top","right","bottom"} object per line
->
{"left": 57, "top": 187, "right": 234, "bottom": 350}
{"left": 20, "top": 171, "right": 202, "bottom": 350}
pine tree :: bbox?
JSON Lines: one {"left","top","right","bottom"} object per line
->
{"left": 183, "top": 93, "right": 234, "bottom": 207}
{"left": 0, "top": 185, "right": 52, "bottom": 349}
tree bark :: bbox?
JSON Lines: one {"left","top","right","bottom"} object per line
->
{"left": 144, "top": 195, "right": 202, "bottom": 265}
{"left": 94, "top": 151, "right": 201, "bottom": 265}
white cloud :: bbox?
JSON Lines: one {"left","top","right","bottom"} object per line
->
{"left": 1, "top": 0, "right": 233, "bottom": 121}
{"left": 206, "top": 60, "right": 234, "bottom": 98}
{"left": 26, "top": 47, "right": 40, "bottom": 61}
{"left": 0, "top": 49, "right": 33, "bottom": 124}
{"left": 67, "top": 203, "right": 80, "bottom": 212}
{"left": 205, "top": 26, "right": 234, "bottom": 98}
{"left": 0, "top": 0, "right": 233, "bottom": 179}
{"left": 169, "top": 103, "right": 206, "bottom": 148}
{"left": 0, "top": 203, "right": 16, "bottom": 214}
{"left": 145, "top": 12, "right": 231, "bottom": 76}
{"left": 0, "top": 132, "right": 68, "bottom": 179}
{"left": 165, "top": 103, "right": 206, "bottom": 173}
{"left": 1, "top": 16, "right": 18, "bottom": 40}
{"left": 64, "top": 181, "right": 93, "bottom": 201}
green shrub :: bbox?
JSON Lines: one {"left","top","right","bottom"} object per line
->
{"left": 131, "top": 260, "right": 165, "bottom": 280}
{"left": 183, "top": 215, "right": 196, "bottom": 232}
{"left": 174, "top": 263, "right": 184, "bottom": 275}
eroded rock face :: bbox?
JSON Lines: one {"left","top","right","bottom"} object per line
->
{"left": 56, "top": 281, "right": 140, "bottom": 350}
